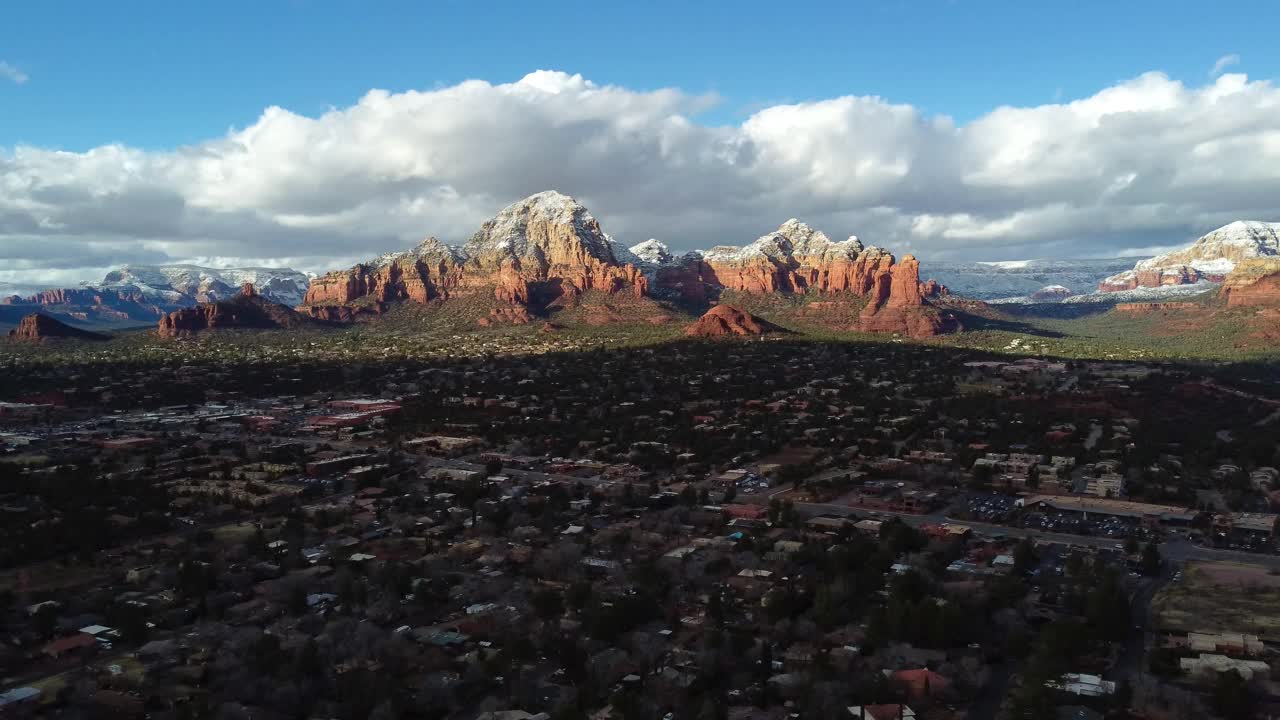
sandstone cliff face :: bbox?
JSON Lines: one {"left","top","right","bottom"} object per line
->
{"left": 639, "top": 221, "right": 949, "bottom": 338}
{"left": 304, "top": 238, "right": 468, "bottom": 305}
{"left": 855, "top": 255, "right": 955, "bottom": 337}
{"left": 1219, "top": 259, "right": 1280, "bottom": 307}
{"left": 158, "top": 284, "right": 311, "bottom": 337}
{"left": 684, "top": 304, "right": 782, "bottom": 338}
{"left": 1099, "top": 220, "right": 1280, "bottom": 292}
{"left": 303, "top": 192, "right": 647, "bottom": 312}
{"left": 1113, "top": 302, "right": 1202, "bottom": 314}
{"left": 301, "top": 194, "right": 952, "bottom": 337}
{"left": 695, "top": 220, "right": 889, "bottom": 296}
{"left": 8, "top": 313, "right": 108, "bottom": 342}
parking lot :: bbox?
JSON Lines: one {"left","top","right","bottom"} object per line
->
{"left": 966, "top": 492, "right": 1018, "bottom": 522}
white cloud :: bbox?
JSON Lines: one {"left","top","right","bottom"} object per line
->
{"left": 5, "top": 68, "right": 1280, "bottom": 287}
{"left": 1210, "top": 53, "right": 1240, "bottom": 77}
{"left": 0, "top": 61, "right": 27, "bottom": 85}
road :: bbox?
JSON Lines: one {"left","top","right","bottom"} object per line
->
{"left": 1110, "top": 565, "right": 1174, "bottom": 684}
{"left": 786, "top": 500, "right": 1280, "bottom": 569}
{"left": 409, "top": 452, "right": 1280, "bottom": 569}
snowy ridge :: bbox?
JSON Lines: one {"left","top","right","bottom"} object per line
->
{"left": 1062, "top": 281, "right": 1219, "bottom": 304}
{"left": 628, "top": 239, "right": 674, "bottom": 266}
{"left": 464, "top": 190, "right": 616, "bottom": 263}
{"left": 1101, "top": 220, "right": 1280, "bottom": 289}
{"left": 97, "top": 264, "right": 311, "bottom": 306}
{"left": 922, "top": 258, "right": 1138, "bottom": 301}
{"left": 702, "top": 219, "right": 868, "bottom": 263}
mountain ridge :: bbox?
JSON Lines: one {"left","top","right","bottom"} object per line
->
{"left": 302, "top": 191, "right": 954, "bottom": 337}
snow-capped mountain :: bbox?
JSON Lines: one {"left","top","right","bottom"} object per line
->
{"left": 99, "top": 265, "right": 311, "bottom": 306}
{"left": 1098, "top": 221, "right": 1280, "bottom": 292}
{"left": 628, "top": 239, "right": 674, "bottom": 266}
{"left": 920, "top": 258, "right": 1139, "bottom": 301}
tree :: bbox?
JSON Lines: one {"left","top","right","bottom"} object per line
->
{"left": 1212, "top": 669, "right": 1255, "bottom": 719}
{"left": 1013, "top": 538, "right": 1038, "bottom": 575}
{"left": 32, "top": 603, "right": 58, "bottom": 638}
{"left": 532, "top": 589, "right": 564, "bottom": 621}
{"left": 1124, "top": 536, "right": 1141, "bottom": 556}
{"left": 1141, "top": 542, "right": 1162, "bottom": 576}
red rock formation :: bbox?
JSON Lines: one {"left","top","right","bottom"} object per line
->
{"left": 1113, "top": 302, "right": 1202, "bottom": 314}
{"left": 1219, "top": 260, "right": 1280, "bottom": 307}
{"left": 158, "top": 287, "right": 310, "bottom": 337}
{"left": 303, "top": 305, "right": 382, "bottom": 322}
{"left": 476, "top": 307, "right": 535, "bottom": 327}
{"left": 684, "top": 304, "right": 783, "bottom": 338}
{"left": 1098, "top": 277, "right": 1139, "bottom": 292}
{"left": 1134, "top": 265, "right": 1208, "bottom": 288}
{"left": 857, "top": 255, "right": 956, "bottom": 337}
{"left": 304, "top": 195, "right": 647, "bottom": 312}
{"left": 919, "top": 279, "right": 948, "bottom": 298}
{"left": 7, "top": 313, "right": 108, "bottom": 342}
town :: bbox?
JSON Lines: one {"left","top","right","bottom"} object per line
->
{"left": 2, "top": 339, "right": 1279, "bottom": 720}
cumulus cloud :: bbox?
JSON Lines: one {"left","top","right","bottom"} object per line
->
{"left": 0, "top": 61, "right": 27, "bottom": 84}
{"left": 1210, "top": 53, "right": 1240, "bottom": 77}
{"left": 4, "top": 69, "right": 1280, "bottom": 287}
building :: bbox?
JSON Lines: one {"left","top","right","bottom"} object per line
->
{"left": 0, "top": 687, "right": 40, "bottom": 709}
{"left": 1018, "top": 495, "right": 1197, "bottom": 527}
{"left": 1045, "top": 673, "right": 1115, "bottom": 697}
{"left": 42, "top": 632, "right": 98, "bottom": 658}
{"left": 847, "top": 705, "right": 916, "bottom": 720}
{"left": 1187, "top": 632, "right": 1265, "bottom": 657}
{"left": 1180, "top": 654, "right": 1271, "bottom": 681}
{"left": 1084, "top": 473, "right": 1125, "bottom": 498}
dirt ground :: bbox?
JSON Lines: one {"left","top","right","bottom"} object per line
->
{"left": 1152, "top": 561, "right": 1280, "bottom": 639}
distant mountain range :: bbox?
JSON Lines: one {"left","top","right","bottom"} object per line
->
{"left": 920, "top": 258, "right": 1140, "bottom": 302}
{"left": 5, "top": 200, "right": 1280, "bottom": 348}
{"left": 0, "top": 265, "right": 311, "bottom": 327}
{"left": 1099, "top": 221, "right": 1280, "bottom": 291}
{"left": 303, "top": 191, "right": 956, "bottom": 337}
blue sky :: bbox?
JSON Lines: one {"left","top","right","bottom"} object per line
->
{"left": 3, "top": 0, "right": 1280, "bottom": 284}
{"left": 2, "top": 0, "right": 1276, "bottom": 150}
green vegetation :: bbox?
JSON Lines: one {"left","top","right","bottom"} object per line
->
{"left": 3, "top": 290, "right": 1279, "bottom": 397}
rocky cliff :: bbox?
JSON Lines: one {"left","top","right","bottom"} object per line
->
{"left": 303, "top": 193, "right": 951, "bottom": 337}
{"left": 690, "top": 220, "right": 887, "bottom": 296}
{"left": 627, "top": 222, "right": 952, "bottom": 337}
{"left": 684, "top": 304, "right": 783, "bottom": 338}
{"left": 1099, "top": 221, "right": 1280, "bottom": 292}
{"left": 158, "top": 284, "right": 312, "bottom": 337}
{"left": 304, "top": 192, "right": 647, "bottom": 313}
{"left": 1219, "top": 259, "right": 1280, "bottom": 307}
{"left": 8, "top": 313, "right": 109, "bottom": 342}
{"left": 4, "top": 265, "right": 309, "bottom": 327}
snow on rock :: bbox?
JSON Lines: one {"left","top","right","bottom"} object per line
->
{"left": 1063, "top": 281, "right": 1220, "bottom": 304}
{"left": 1099, "top": 220, "right": 1280, "bottom": 291}
{"left": 628, "top": 239, "right": 675, "bottom": 266}
{"left": 99, "top": 264, "right": 311, "bottom": 306}
{"left": 922, "top": 258, "right": 1137, "bottom": 301}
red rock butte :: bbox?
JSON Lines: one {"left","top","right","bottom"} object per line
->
{"left": 300, "top": 194, "right": 955, "bottom": 338}
{"left": 684, "top": 304, "right": 782, "bottom": 338}
{"left": 7, "top": 313, "right": 108, "bottom": 342}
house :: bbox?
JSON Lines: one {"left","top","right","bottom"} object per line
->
{"left": 1056, "top": 707, "right": 1104, "bottom": 720}
{"left": 847, "top": 704, "right": 916, "bottom": 720}
{"left": 1187, "top": 631, "right": 1265, "bottom": 656}
{"left": 42, "top": 632, "right": 98, "bottom": 658}
{"left": 885, "top": 668, "right": 951, "bottom": 701}
{"left": 1180, "top": 654, "right": 1271, "bottom": 681}
{"left": 0, "top": 687, "right": 40, "bottom": 709}
{"left": 1045, "top": 673, "right": 1115, "bottom": 697}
